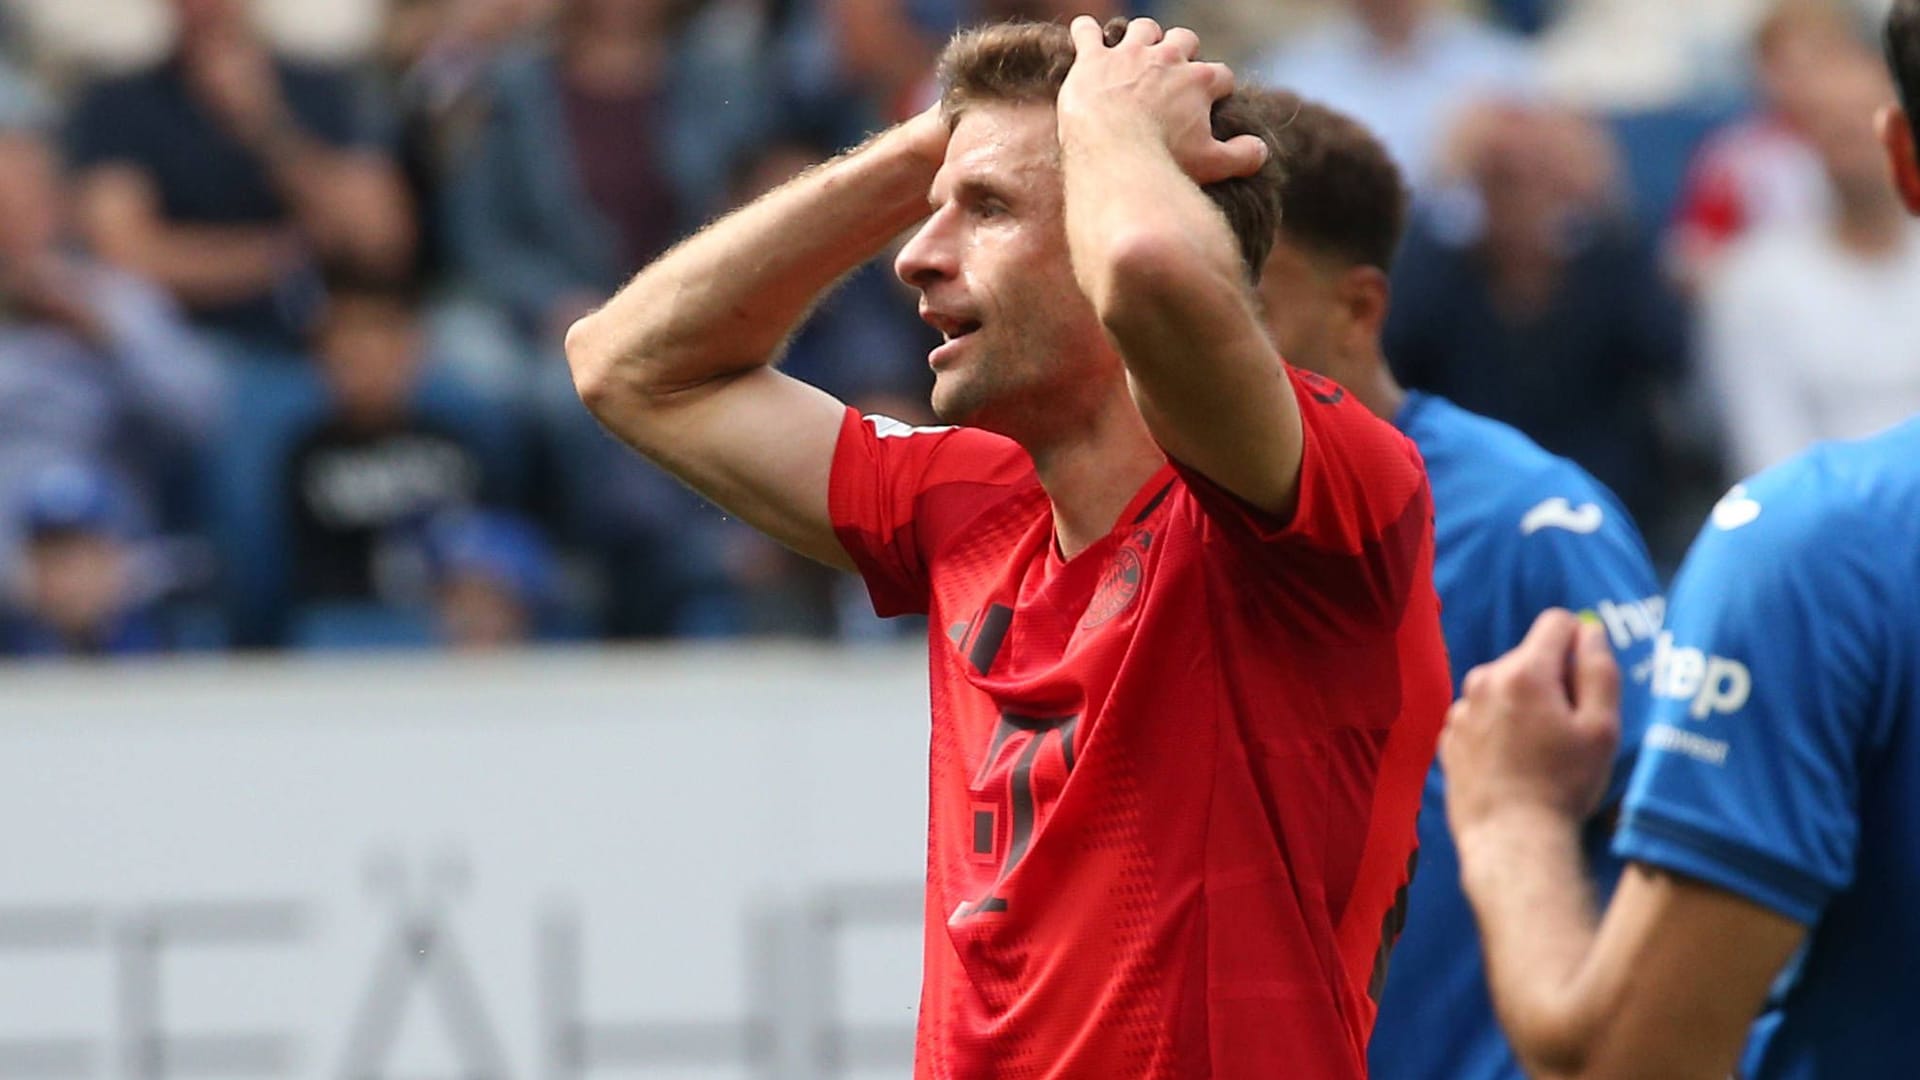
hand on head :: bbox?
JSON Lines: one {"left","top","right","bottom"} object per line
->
{"left": 1440, "top": 608, "right": 1623, "bottom": 836}
{"left": 1057, "top": 16, "right": 1268, "bottom": 186}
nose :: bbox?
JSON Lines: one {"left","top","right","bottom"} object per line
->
{"left": 895, "top": 207, "right": 958, "bottom": 290}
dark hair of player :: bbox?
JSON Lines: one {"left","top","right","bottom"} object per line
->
{"left": 1241, "top": 89, "right": 1409, "bottom": 275}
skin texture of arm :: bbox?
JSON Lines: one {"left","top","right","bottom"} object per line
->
{"left": 1444, "top": 611, "right": 1807, "bottom": 1080}
{"left": 1055, "top": 17, "right": 1303, "bottom": 516}
{"left": 564, "top": 109, "right": 951, "bottom": 571}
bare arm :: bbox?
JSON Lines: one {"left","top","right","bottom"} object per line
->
{"left": 1444, "top": 612, "right": 1806, "bottom": 1080}
{"left": 77, "top": 167, "right": 303, "bottom": 310}
{"left": 1466, "top": 835, "right": 1802, "bottom": 1080}
{"left": 1056, "top": 17, "right": 1301, "bottom": 515}
{"left": 565, "top": 109, "right": 950, "bottom": 569}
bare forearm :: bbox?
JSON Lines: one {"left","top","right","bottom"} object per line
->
{"left": 1456, "top": 811, "right": 1608, "bottom": 1077}
{"left": 1059, "top": 111, "right": 1245, "bottom": 346}
{"left": 568, "top": 115, "right": 944, "bottom": 403}
{"left": 1055, "top": 92, "right": 1299, "bottom": 511}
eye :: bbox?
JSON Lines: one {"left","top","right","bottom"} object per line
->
{"left": 972, "top": 198, "right": 1009, "bottom": 220}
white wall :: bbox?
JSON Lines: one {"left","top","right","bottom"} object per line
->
{"left": 0, "top": 646, "right": 933, "bottom": 1080}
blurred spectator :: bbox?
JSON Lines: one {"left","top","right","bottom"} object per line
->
{"left": 284, "top": 272, "right": 505, "bottom": 608}
{"left": 0, "top": 107, "right": 224, "bottom": 574}
{"left": 776, "top": 0, "right": 1127, "bottom": 144}
{"left": 66, "top": 0, "right": 414, "bottom": 356}
{"left": 1702, "top": 52, "right": 1920, "bottom": 477}
{"left": 442, "top": 0, "right": 776, "bottom": 638}
{"left": 445, "top": 0, "right": 764, "bottom": 350}
{"left": 425, "top": 508, "right": 554, "bottom": 647}
{"left": 0, "top": 463, "right": 163, "bottom": 657}
{"left": 1670, "top": 0, "right": 1871, "bottom": 283}
{"left": 1250, "top": 0, "right": 1539, "bottom": 186}
{"left": 1386, "top": 103, "right": 1690, "bottom": 544}
{"left": 1488, "top": 0, "right": 1562, "bottom": 37}
{"left": 379, "top": 0, "right": 552, "bottom": 278}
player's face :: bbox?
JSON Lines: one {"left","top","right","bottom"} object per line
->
{"left": 895, "top": 103, "right": 1110, "bottom": 433}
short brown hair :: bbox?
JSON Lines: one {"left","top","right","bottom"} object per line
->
{"left": 935, "top": 19, "right": 1284, "bottom": 282}
{"left": 1244, "top": 89, "right": 1408, "bottom": 274}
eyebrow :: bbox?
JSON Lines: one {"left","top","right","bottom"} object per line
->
{"left": 952, "top": 177, "right": 1012, "bottom": 205}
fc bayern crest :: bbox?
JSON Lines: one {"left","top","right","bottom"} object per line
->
{"left": 1082, "top": 543, "right": 1145, "bottom": 629}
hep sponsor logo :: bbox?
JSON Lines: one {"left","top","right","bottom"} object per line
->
{"left": 1650, "top": 632, "right": 1752, "bottom": 720}
{"left": 1578, "top": 595, "right": 1665, "bottom": 650}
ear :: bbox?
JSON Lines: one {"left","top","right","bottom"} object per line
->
{"left": 1877, "top": 106, "right": 1920, "bottom": 216}
{"left": 1338, "top": 265, "right": 1393, "bottom": 342}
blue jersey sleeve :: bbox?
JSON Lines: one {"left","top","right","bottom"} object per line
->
{"left": 1613, "top": 478, "right": 1890, "bottom": 925}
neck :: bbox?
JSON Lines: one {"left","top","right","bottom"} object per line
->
{"left": 1322, "top": 347, "right": 1407, "bottom": 424}
{"left": 1024, "top": 397, "right": 1166, "bottom": 561}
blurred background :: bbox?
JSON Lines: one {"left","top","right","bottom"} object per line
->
{"left": 0, "top": 1, "right": 1913, "bottom": 1076}
{"left": 0, "top": 0, "right": 1909, "bottom": 656}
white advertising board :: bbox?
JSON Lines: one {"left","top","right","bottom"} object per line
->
{"left": 0, "top": 647, "right": 934, "bottom": 1080}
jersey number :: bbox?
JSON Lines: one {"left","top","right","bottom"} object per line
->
{"left": 955, "top": 711, "right": 1080, "bottom": 919}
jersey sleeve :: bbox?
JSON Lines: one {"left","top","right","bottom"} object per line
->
{"left": 827, "top": 409, "right": 1032, "bottom": 618}
{"left": 1612, "top": 474, "right": 1890, "bottom": 925}
{"left": 1170, "top": 367, "right": 1432, "bottom": 629}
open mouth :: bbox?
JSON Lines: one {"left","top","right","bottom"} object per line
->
{"left": 941, "top": 320, "right": 982, "bottom": 344}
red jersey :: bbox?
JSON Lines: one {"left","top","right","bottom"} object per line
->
{"left": 828, "top": 368, "right": 1450, "bottom": 1079}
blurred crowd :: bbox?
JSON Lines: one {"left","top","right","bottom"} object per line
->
{"left": 0, "top": 0, "right": 1911, "bottom": 657}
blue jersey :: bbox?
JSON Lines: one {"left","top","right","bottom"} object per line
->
{"left": 1370, "top": 393, "right": 1662, "bottom": 1080}
{"left": 1614, "top": 418, "right": 1920, "bottom": 1079}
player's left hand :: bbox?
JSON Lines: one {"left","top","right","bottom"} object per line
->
{"left": 1441, "top": 609, "right": 1622, "bottom": 837}
{"left": 1057, "top": 15, "right": 1268, "bottom": 186}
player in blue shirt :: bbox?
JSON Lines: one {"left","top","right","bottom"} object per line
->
{"left": 1441, "top": 5, "right": 1920, "bottom": 1075}
{"left": 1246, "top": 91, "right": 1664, "bottom": 1079}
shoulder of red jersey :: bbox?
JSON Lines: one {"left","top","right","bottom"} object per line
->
{"left": 828, "top": 409, "right": 1038, "bottom": 618}
{"left": 1165, "top": 365, "right": 1433, "bottom": 632}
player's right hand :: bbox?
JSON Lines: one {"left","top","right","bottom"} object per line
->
{"left": 1440, "top": 608, "right": 1623, "bottom": 835}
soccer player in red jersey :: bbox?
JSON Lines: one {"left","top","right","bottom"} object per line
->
{"left": 565, "top": 16, "right": 1450, "bottom": 1079}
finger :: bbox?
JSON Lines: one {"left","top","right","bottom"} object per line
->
{"left": 1162, "top": 26, "right": 1202, "bottom": 60}
{"left": 1571, "top": 620, "right": 1623, "bottom": 722}
{"left": 1462, "top": 663, "right": 1489, "bottom": 701}
{"left": 1515, "top": 607, "right": 1582, "bottom": 668}
{"left": 1122, "top": 16, "right": 1163, "bottom": 46}
{"left": 1437, "top": 699, "right": 1471, "bottom": 772}
{"left": 1214, "top": 133, "right": 1270, "bottom": 178}
{"left": 1069, "top": 14, "right": 1104, "bottom": 53}
{"left": 1201, "top": 61, "right": 1236, "bottom": 100}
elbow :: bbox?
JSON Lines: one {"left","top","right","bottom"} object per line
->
{"left": 1083, "top": 229, "right": 1180, "bottom": 316}
{"left": 1506, "top": 999, "right": 1610, "bottom": 1080}
{"left": 1081, "top": 228, "right": 1222, "bottom": 341}
{"left": 563, "top": 310, "right": 621, "bottom": 419}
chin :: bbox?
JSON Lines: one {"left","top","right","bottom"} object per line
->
{"left": 929, "top": 374, "right": 981, "bottom": 427}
